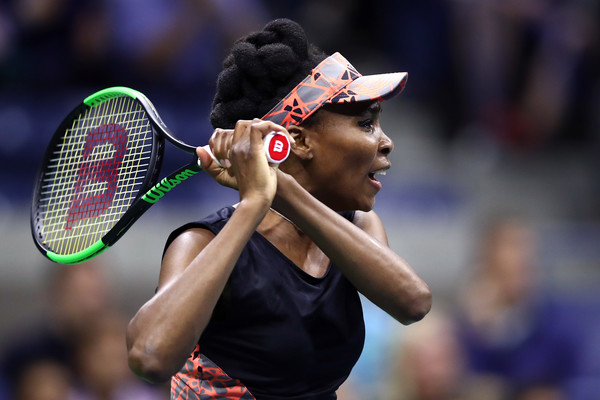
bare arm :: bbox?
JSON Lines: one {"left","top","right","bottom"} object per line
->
{"left": 126, "top": 120, "right": 282, "bottom": 383}
{"left": 272, "top": 171, "right": 432, "bottom": 324}
{"left": 126, "top": 199, "right": 268, "bottom": 383}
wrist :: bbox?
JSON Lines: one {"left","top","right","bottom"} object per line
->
{"left": 237, "top": 196, "right": 272, "bottom": 219}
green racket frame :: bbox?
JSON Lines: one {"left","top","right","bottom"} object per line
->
{"left": 31, "top": 87, "right": 200, "bottom": 264}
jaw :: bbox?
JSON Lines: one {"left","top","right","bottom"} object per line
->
{"left": 310, "top": 181, "right": 378, "bottom": 212}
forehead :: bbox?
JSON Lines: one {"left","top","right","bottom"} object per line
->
{"left": 320, "top": 100, "right": 381, "bottom": 118}
{"left": 302, "top": 101, "right": 382, "bottom": 134}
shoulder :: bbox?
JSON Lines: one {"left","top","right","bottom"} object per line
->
{"left": 352, "top": 209, "right": 380, "bottom": 228}
{"left": 352, "top": 210, "right": 389, "bottom": 245}
{"left": 157, "top": 206, "right": 235, "bottom": 290}
{"left": 163, "top": 206, "right": 236, "bottom": 256}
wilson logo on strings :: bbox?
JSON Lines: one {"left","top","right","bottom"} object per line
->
{"left": 65, "top": 123, "right": 127, "bottom": 230}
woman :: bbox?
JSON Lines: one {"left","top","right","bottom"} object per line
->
{"left": 127, "top": 18, "right": 431, "bottom": 400}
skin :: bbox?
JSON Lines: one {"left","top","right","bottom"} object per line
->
{"left": 126, "top": 101, "right": 432, "bottom": 383}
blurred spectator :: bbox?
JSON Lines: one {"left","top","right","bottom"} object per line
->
{"left": 67, "top": 1, "right": 114, "bottom": 86}
{"left": 366, "top": 0, "right": 461, "bottom": 141}
{"left": 383, "top": 309, "right": 488, "bottom": 400}
{"left": 0, "top": 3, "right": 15, "bottom": 67}
{"left": 449, "top": 0, "right": 599, "bottom": 152}
{"left": 69, "top": 314, "right": 166, "bottom": 400}
{"left": 337, "top": 298, "right": 404, "bottom": 400}
{"left": 2, "top": 0, "right": 82, "bottom": 89}
{"left": 102, "top": 0, "right": 268, "bottom": 93}
{"left": 454, "top": 215, "right": 594, "bottom": 400}
{"left": 0, "top": 262, "right": 116, "bottom": 399}
{"left": 13, "top": 359, "right": 72, "bottom": 400}
{"left": 0, "top": 0, "right": 269, "bottom": 93}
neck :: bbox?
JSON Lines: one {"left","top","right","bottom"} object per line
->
{"left": 231, "top": 202, "right": 304, "bottom": 236}
{"left": 279, "top": 160, "right": 314, "bottom": 195}
{"left": 269, "top": 208, "right": 300, "bottom": 231}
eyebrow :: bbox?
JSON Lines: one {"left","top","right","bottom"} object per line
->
{"left": 320, "top": 100, "right": 382, "bottom": 118}
{"left": 362, "top": 101, "right": 382, "bottom": 118}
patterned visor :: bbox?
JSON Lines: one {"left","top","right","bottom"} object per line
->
{"left": 262, "top": 52, "right": 408, "bottom": 128}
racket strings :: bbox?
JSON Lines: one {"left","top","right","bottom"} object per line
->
{"left": 39, "top": 96, "right": 154, "bottom": 255}
{"left": 41, "top": 197, "right": 141, "bottom": 233}
{"left": 39, "top": 158, "right": 152, "bottom": 191}
{"left": 38, "top": 179, "right": 149, "bottom": 207}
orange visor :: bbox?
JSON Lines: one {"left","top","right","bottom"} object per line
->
{"left": 262, "top": 52, "right": 408, "bottom": 128}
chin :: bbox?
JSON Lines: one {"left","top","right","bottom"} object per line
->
{"left": 315, "top": 190, "right": 376, "bottom": 212}
{"left": 334, "top": 198, "right": 375, "bottom": 212}
{"left": 358, "top": 201, "right": 375, "bottom": 212}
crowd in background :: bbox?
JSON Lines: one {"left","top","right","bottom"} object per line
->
{"left": 1, "top": 0, "right": 599, "bottom": 161}
{"left": 1, "top": 0, "right": 600, "bottom": 399}
{"left": 0, "top": 263, "right": 169, "bottom": 399}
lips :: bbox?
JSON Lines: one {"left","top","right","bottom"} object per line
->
{"left": 368, "top": 165, "right": 390, "bottom": 181}
{"left": 367, "top": 165, "right": 390, "bottom": 189}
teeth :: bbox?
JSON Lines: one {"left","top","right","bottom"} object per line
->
{"left": 373, "top": 168, "right": 388, "bottom": 176}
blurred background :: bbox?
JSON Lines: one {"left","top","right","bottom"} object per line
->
{"left": 1, "top": 0, "right": 599, "bottom": 399}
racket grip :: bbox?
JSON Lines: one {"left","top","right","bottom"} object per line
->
{"left": 199, "top": 132, "right": 290, "bottom": 168}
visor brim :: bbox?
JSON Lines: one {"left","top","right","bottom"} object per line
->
{"left": 327, "top": 72, "right": 408, "bottom": 104}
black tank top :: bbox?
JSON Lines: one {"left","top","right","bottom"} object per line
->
{"left": 165, "top": 206, "right": 365, "bottom": 400}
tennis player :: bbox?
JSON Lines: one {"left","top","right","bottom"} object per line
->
{"left": 127, "top": 18, "right": 431, "bottom": 400}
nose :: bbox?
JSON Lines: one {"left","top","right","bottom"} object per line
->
{"left": 379, "top": 131, "right": 394, "bottom": 155}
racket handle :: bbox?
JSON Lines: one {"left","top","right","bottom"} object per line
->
{"left": 199, "top": 132, "right": 290, "bottom": 168}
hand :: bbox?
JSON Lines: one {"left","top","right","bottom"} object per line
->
{"left": 196, "top": 119, "right": 292, "bottom": 206}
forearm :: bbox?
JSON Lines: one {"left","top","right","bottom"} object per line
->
{"left": 272, "top": 173, "right": 431, "bottom": 324}
{"left": 127, "top": 199, "right": 269, "bottom": 382}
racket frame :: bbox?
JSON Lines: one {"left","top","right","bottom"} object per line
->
{"left": 31, "top": 87, "right": 199, "bottom": 264}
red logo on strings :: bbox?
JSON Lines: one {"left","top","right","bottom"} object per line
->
{"left": 65, "top": 124, "right": 127, "bottom": 230}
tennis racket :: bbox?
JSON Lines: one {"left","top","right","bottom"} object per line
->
{"left": 31, "top": 86, "right": 291, "bottom": 264}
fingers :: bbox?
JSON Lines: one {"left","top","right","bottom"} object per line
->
{"left": 196, "top": 145, "right": 222, "bottom": 169}
{"left": 196, "top": 146, "right": 211, "bottom": 169}
{"left": 208, "top": 128, "right": 233, "bottom": 168}
{"left": 208, "top": 120, "right": 291, "bottom": 166}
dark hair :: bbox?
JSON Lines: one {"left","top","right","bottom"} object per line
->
{"left": 210, "top": 19, "right": 327, "bottom": 129}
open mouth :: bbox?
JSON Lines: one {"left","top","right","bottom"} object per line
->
{"left": 368, "top": 167, "right": 389, "bottom": 183}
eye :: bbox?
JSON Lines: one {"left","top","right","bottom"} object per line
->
{"left": 358, "top": 119, "right": 374, "bottom": 132}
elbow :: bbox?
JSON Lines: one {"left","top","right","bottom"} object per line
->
{"left": 127, "top": 343, "right": 175, "bottom": 384}
{"left": 397, "top": 283, "right": 432, "bottom": 325}
{"left": 126, "top": 325, "right": 182, "bottom": 384}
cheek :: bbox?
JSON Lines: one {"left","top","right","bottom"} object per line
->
{"left": 342, "top": 139, "right": 378, "bottom": 172}
{"left": 315, "top": 145, "right": 373, "bottom": 193}
{"left": 319, "top": 145, "right": 369, "bottom": 180}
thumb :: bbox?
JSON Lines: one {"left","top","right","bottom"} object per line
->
{"left": 196, "top": 146, "right": 217, "bottom": 170}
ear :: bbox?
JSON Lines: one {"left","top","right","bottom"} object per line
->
{"left": 287, "top": 125, "right": 313, "bottom": 161}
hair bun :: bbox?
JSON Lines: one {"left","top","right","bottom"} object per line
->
{"left": 232, "top": 41, "right": 267, "bottom": 79}
{"left": 214, "top": 64, "right": 240, "bottom": 102}
{"left": 264, "top": 19, "right": 308, "bottom": 58}
{"left": 259, "top": 44, "right": 299, "bottom": 82}
{"left": 210, "top": 18, "right": 326, "bottom": 129}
